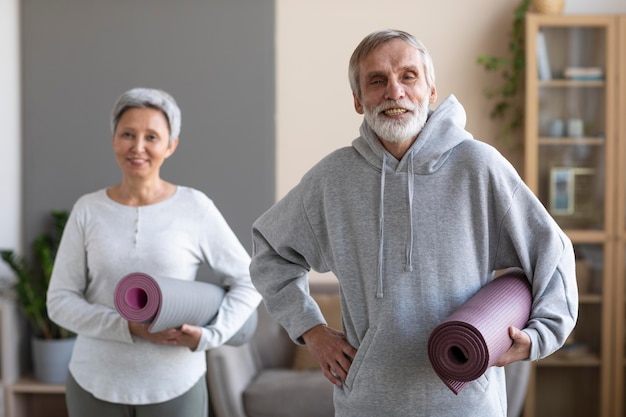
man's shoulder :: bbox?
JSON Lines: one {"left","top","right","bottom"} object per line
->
{"left": 306, "top": 146, "right": 359, "bottom": 174}
{"left": 453, "top": 139, "right": 509, "bottom": 166}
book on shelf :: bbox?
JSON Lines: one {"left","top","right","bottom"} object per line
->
{"left": 563, "top": 67, "right": 604, "bottom": 80}
{"left": 536, "top": 31, "right": 551, "bottom": 81}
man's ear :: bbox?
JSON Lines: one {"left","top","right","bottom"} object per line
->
{"left": 429, "top": 85, "right": 438, "bottom": 103}
{"left": 353, "top": 94, "right": 364, "bottom": 115}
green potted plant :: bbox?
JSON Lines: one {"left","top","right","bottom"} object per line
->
{"left": 0, "top": 209, "right": 75, "bottom": 384}
{"left": 476, "top": 0, "right": 531, "bottom": 149}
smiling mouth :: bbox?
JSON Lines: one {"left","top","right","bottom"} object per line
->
{"left": 383, "top": 108, "right": 408, "bottom": 116}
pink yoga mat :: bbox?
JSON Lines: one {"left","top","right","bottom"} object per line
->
{"left": 114, "top": 272, "right": 257, "bottom": 346}
{"left": 427, "top": 270, "right": 532, "bottom": 394}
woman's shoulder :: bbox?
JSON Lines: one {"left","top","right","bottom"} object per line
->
{"left": 174, "top": 186, "right": 216, "bottom": 209}
{"left": 72, "top": 188, "right": 109, "bottom": 208}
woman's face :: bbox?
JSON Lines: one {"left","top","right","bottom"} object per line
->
{"left": 112, "top": 107, "right": 178, "bottom": 181}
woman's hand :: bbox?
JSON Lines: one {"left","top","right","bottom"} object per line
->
{"left": 176, "top": 324, "right": 202, "bottom": 350}
{"left": 128, "top": 322, "right": 202, "bottom": 350}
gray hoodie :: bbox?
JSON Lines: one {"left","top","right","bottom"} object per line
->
{"left": 250, "top": 95, "right": 578, "bottom": 417}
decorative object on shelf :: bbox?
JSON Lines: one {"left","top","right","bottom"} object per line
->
{"left": 530, "top": 0, "right": 565, "bottom": 14}
{"left": 566, "top": 118, "right": 584, "bottom": 137}
{"left": 548, "top": 119, "right": 564, "bottom": 137}
{"left": 549, "top": 167, "right": 596, "bottom": 219}
{"left": 476, "top": 0, "right": 531, "bottom": 149}
{"left": 0, "top": 210, "right": 75, "bottom": 384}
{"left": 563, "top": 66, "right": 604, "bottom": 80}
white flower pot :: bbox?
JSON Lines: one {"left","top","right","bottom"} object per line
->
{"left": 31, "top": 337, "right": 75, "bottom": 384}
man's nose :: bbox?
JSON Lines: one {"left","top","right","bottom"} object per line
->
{"left": 385, "top": 79, "right": 405, "bottom": 100}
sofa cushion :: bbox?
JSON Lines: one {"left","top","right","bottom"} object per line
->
{"left": 243, "top": 369, "right": 334, "bottom": 417}
{"left": 291, "top": 293, "right": 342, "bottom": 370}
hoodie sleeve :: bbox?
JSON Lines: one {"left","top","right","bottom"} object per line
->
{"left": 496, "top": 180, "right": 579, "bottom": 361}
{"left": 250, "top": 181, "right": 332, "bottom": 344}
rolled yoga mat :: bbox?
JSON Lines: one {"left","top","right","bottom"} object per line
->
{"left": 427, "top": 270, "right": 532, "bottom": 395}
{"left": 114, "top": 272, "right": 257, "bottom": 346}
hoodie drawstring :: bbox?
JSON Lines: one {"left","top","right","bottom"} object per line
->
{"left": 405, "top": 154, "right": 414, "bottom": 272}
{"left": 377, "top": 154, "right": 387, "bottom": 299}
{"left": 376, "top": 152, "right": 416, "bottom": 299}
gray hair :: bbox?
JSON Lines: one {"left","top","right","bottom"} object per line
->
{"left": 348, "top": 29, "right": 435, "bottom": 99}
{"left": 111, "top": 88, "right": 181, "bottom": 144}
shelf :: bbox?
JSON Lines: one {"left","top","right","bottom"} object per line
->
{"left": 524, "top": 13, "right": 622, "bottom": 417}
{"left": 561, "top": 230, "right": 609, "bottom": 242}
{"left": 7, "top": 377, "right": 65, "bottom": 394}
{"left": 539, "top": 79, "right": 605, "bottom": 88}
{"left": 538, "top": 137, "right": 605, "bottom": 145}
{"left": 4, "top": 378, "right": 67, "bottom": 417}
{"left": 579, "top": 294, "right": 603, "bottom": 304}
{"left": 537, "top": 354, "right": 601, "bottom": 367}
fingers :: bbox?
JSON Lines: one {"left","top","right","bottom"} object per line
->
{"left": 323, "top": 366, "right": 344, "bottom": 386}
{"left": 321, "top": 340, "right": 357, "bottom": 386}
{"left": 493, "top": 326, "right": 532, "bottom": 367}
{"left": 302, "top": 325, "right": 357, "bottom": 386}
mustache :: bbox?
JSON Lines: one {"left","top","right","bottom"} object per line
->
{"left": 374, "top": 100, "right": 417, "bottom": 113}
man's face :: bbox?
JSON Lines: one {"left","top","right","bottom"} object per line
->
{"left": 353, "top": 39, "right": 437, "bottom": 144}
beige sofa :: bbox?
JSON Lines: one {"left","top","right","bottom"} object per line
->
{"left": 207, "top": 278, "right": 338, "bottom": 417}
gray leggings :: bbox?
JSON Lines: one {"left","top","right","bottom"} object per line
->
{"left": 65, "top": 372, "right": 208, "bottom": 417}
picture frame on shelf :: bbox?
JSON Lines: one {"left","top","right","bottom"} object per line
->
{"left": 549, "top": 167, "right": 596, "bottom": 219}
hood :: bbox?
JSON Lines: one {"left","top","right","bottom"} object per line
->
{"left": 352, "top": 94, "right": 473, "bottom": 174}
{"left": 350, "top": 95, "right": 473, "bottom": 298}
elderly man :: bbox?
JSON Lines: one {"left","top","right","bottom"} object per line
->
{"left": 250, "top": 29, "right": 577, "bottom": 416}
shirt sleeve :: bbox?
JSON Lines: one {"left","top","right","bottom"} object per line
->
{"left": 47, "top": 201, "right": 134, "bottom": 344}
{"left": 193, "top": 200, "right": 262, "bottom": 350}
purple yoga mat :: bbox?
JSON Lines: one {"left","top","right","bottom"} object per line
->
{"left": 114, "top": 272, "right": 257, "bottom": 346}
{"left": 427, "top": 270, "right": 532, "bottom": 394}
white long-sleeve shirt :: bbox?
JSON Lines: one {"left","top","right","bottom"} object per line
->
{"left": 47, "top": 186, "right": 261, "bottom": 404}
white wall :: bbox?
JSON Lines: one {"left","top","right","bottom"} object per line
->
{"left": 565, "top": 0, "right": 626, "bottom": 14}
{"left": 0, "top": 0, "right": 21, "bottom": 278}
{"left": 276, "top": 0, "right": 626, "bottom": 199}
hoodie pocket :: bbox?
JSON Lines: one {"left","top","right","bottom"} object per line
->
{"left": 343, "top": 325, "right": 377, "bottom": 391}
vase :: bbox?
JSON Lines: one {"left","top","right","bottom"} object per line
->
{"left": 531, "top": 0, "right": 566, "bottom": 14}
{"left": 31, "top": 337, "right": 75, "bottom": 384}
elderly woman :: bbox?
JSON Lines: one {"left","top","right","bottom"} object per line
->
{"left": 47, "top": 87, "right": 261, "bottom": 417}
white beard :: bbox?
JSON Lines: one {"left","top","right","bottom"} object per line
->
{"left": 364, "top": 98, "right": 430, "bottom": 144}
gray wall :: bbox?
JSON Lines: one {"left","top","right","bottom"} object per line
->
{"left": 21, "top": 0, "right": 275, "bottom": 253}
